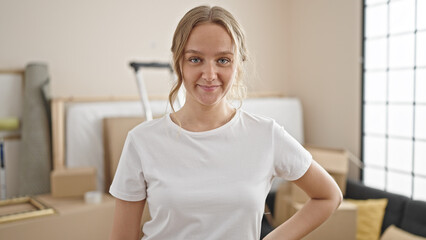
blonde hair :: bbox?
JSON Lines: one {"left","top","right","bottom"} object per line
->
{"left": 169, "top": 5, "right": 248, "bottom": 111}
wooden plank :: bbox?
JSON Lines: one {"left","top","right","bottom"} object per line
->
{"left": 2, "top": 135, "right": 20, "bottom": 141}
{"left": 53, "top": 95, "right": 166, "bottom": 103}
{"left": 0, "top": 70, "right": 24, "bottom": 75}
{"left": 51, "top": 99, "right": 65, "bottom": 170}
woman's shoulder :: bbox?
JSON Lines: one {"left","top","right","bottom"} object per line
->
{"left": 128, "top": 114, "right": 168, "bottom": 136}
{"left": 239, "top": 109, "right": 277, "bottom": 125}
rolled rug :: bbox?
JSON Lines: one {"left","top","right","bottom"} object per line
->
{"left": 19, "top": 63, "right": 52, "bottom": 196}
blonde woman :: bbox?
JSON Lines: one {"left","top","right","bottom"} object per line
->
{"left": 109, "top": 5, "right": 342, "bottom": 240}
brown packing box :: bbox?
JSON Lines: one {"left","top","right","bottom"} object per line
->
{"left": 273, "top": 181, "right": 358, "bottom": 239}
{"left": 291, "top": 146, "right": 349, "bottom": 203}
{"left": 103, "top": 116, "right": 156, "bottom": 238}
{"left": 290, "top": 200, "right": 357, "bottom": 240}
{"left": 51, "top": 167, "right": 97, "bottom": 197}
{"left": 273, "top": 181, "right": 293, "bottom": 228}
{"left": 103, "top": 117, "right": 145, "bottom": 191}
{"left": 0, "top": 194, "right": 115, "bottom": 240}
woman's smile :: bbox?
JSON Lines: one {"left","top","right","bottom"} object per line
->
{"left": 197, "top": 84, "right": 221, "bottom": 92}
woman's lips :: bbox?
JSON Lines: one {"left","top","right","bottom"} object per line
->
{"left": 198, "top": 85, "right": 220, "bottom": 92}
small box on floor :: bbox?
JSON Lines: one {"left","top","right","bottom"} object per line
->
{"left": 51, "top": 167, "right": 97, "bottom": 197}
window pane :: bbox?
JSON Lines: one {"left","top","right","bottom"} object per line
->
{"left": 417, "top": 69, "right": 426, "bottom": 103}
{"left": 415, "top": 105, "right": 426, "bottom": 140}
{"left": 389, "top": 0, "right": 416, "bottom": 34}
{"left": 418, "top": 0, "right": 426, "bottom": 30}
{"left": 413, "top": 176, "right": 426, "bottom": 201}
{"left": 388, "top": 104, "right": 413, "bottom": 138}
{"left": 366, "top": 4, "right": 388, "bottom": 38}
{"left": 414, "top": 141, "right": 426, "bottom": 175}
{"left": 363, "top": 135, "right": 386, "bottom": 167}
{"left": 417, "top": 31, "right": 426, "bottom": 67}
{"left": 366, "top": 0, "right": 387, "bottom": 6}
{"left": 364, "top": 104, "right": 387, "bottom": 134}
{"left": 365, "top": 38, "right": 387, "bottom": 70}
{"left": 387, "top": 170, "right": 412, "bottom": 196}
{"left": 364, "top": 166, "right": 386, "bottom": 190}
{"left": 388, "top": 69, "right": 414, "bottom": 103}
{"left": 388, "top": 138, "right": 413, "bottom": 172}
{"left": 364, "top": 71, "right": 387, "bottom": 102}
{"left": 389, "top": 34, "right": 415, "bottom": 68}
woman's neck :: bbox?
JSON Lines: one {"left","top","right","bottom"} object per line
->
{"left": 171, "top": 100, "right": 236, "bottom": 132}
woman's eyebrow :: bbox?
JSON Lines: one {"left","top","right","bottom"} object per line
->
{"left": 216, "top": 51, "right": 234, "bottom": 56}
{"left": 184, "top": 49, "right": 234, "bottom": 56}
{"left": 184, "top": 49, "right": 202, "bottom": 54}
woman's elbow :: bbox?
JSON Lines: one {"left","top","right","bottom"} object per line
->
{"left": 331, "top": 184, "right": 343, "bottom": 210}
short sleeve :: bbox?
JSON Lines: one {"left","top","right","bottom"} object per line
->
{"left": 273, "top": 122, "right": 312, "bottom": 181}
{"left": 109, "top": 133, "right": 147, "bottom": 201}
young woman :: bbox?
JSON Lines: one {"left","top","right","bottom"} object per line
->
{"left": 109, "top": 5, "right": 342, "bottom": 240}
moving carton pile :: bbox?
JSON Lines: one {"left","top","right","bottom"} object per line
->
{"left": 273, "top": 146, "right": 358, "bottom": 240}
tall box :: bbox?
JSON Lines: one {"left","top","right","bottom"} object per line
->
{"left": 273, "top": 181, "right": 292, "bottom": 228}
{"left": 291, "top": 146, "right": 349, "bottom": 203}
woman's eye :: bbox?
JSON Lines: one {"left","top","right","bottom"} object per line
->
{"left": 218, "top": 58, "right": 230, "bottom": 64}
{"left": 189, "top": 58, "right": 201, "bottom": 63}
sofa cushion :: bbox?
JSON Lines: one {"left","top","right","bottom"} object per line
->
{"left": 400, "top": 200, "right": 426, "bottom": 237}
{"left": 381, "top": 225, "right": 426, "bottom": 240}
{"left": 346, "top": 198, "right": 388, "bottom": 240}
{"left": 345, "top": 179, "right": 410, "bottom": 233}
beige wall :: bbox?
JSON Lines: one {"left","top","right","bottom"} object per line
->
{"left": 286, "top": 0, "right": 362, "bottom": 153}
{"left": 0, "top": 0, "right": 362, "bottom": 172}
{"left": 286, "top": 0, "right": 362, "bottom": 178}
{"left": 0, "top": 0, "right": 289, "bottom": 97}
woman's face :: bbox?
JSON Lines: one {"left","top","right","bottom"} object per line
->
{"left": 181, "top": 23, "right": 237, "bottom": 108}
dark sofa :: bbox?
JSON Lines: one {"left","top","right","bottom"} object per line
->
{"left": 345, "top": 179, "right": 426, "bottom": 238}
{"left": 261, "top": 179, "right": 426, "bottom": 239}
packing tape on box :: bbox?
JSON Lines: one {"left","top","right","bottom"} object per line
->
{"left": 0, "top": 118, "right": 20, "bottom": 131}
{"left": 84, "top": 191, "right": 102, "bottom": 204}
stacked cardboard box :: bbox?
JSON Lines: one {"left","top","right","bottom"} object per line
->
{"left": 273, "top": 146, "right": 358, "bottom": 240}
{"left": 291, "top": 146, "right": 349, "bottom": 203}
{"left": 290, "top": 201, "right": 357, "bottom": 240}
{"left": 50, "top": 167, "right": 97, "bottom": 197}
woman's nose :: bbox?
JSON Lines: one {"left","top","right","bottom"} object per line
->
{"left": 201, "top": 62, "right": 217, "bottom": 82}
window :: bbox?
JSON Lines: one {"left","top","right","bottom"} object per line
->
{"left": 362, "top": 0, "right": 426, "bottom": 201}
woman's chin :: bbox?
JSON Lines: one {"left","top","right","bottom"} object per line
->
{"left": 195, "top": 95, "right": 226, "bottom": 107}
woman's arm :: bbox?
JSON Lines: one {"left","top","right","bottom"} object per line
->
{"left": 109, "top": 198, "right": 145, "bottom": 240}
{"left": 264, "top": 160, "right": 343, "bottom": 240}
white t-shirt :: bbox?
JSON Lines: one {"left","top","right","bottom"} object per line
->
{"left": 109, "top": 109, "right": 312, "bottom": 240}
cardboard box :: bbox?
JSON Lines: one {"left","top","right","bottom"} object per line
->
{"left": 0, "top": 194, "right": 115, "bottom": 240}
{"left": 290, "top": 200, "right": 357, "bottom": 240}
{"left": 273, "top": 181, "right": 293, "bottom": 227}
{"left": 51, "top": 167, "right": 97, "bottom": 197}
{"left": 103, "top": 117, "right": 145, "bottom": 192}
{"left": 292, "top": 146, "right": 349, "bottom": 203}
{"left": 273, "top": 180, "right": 357, "bottom": 239}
